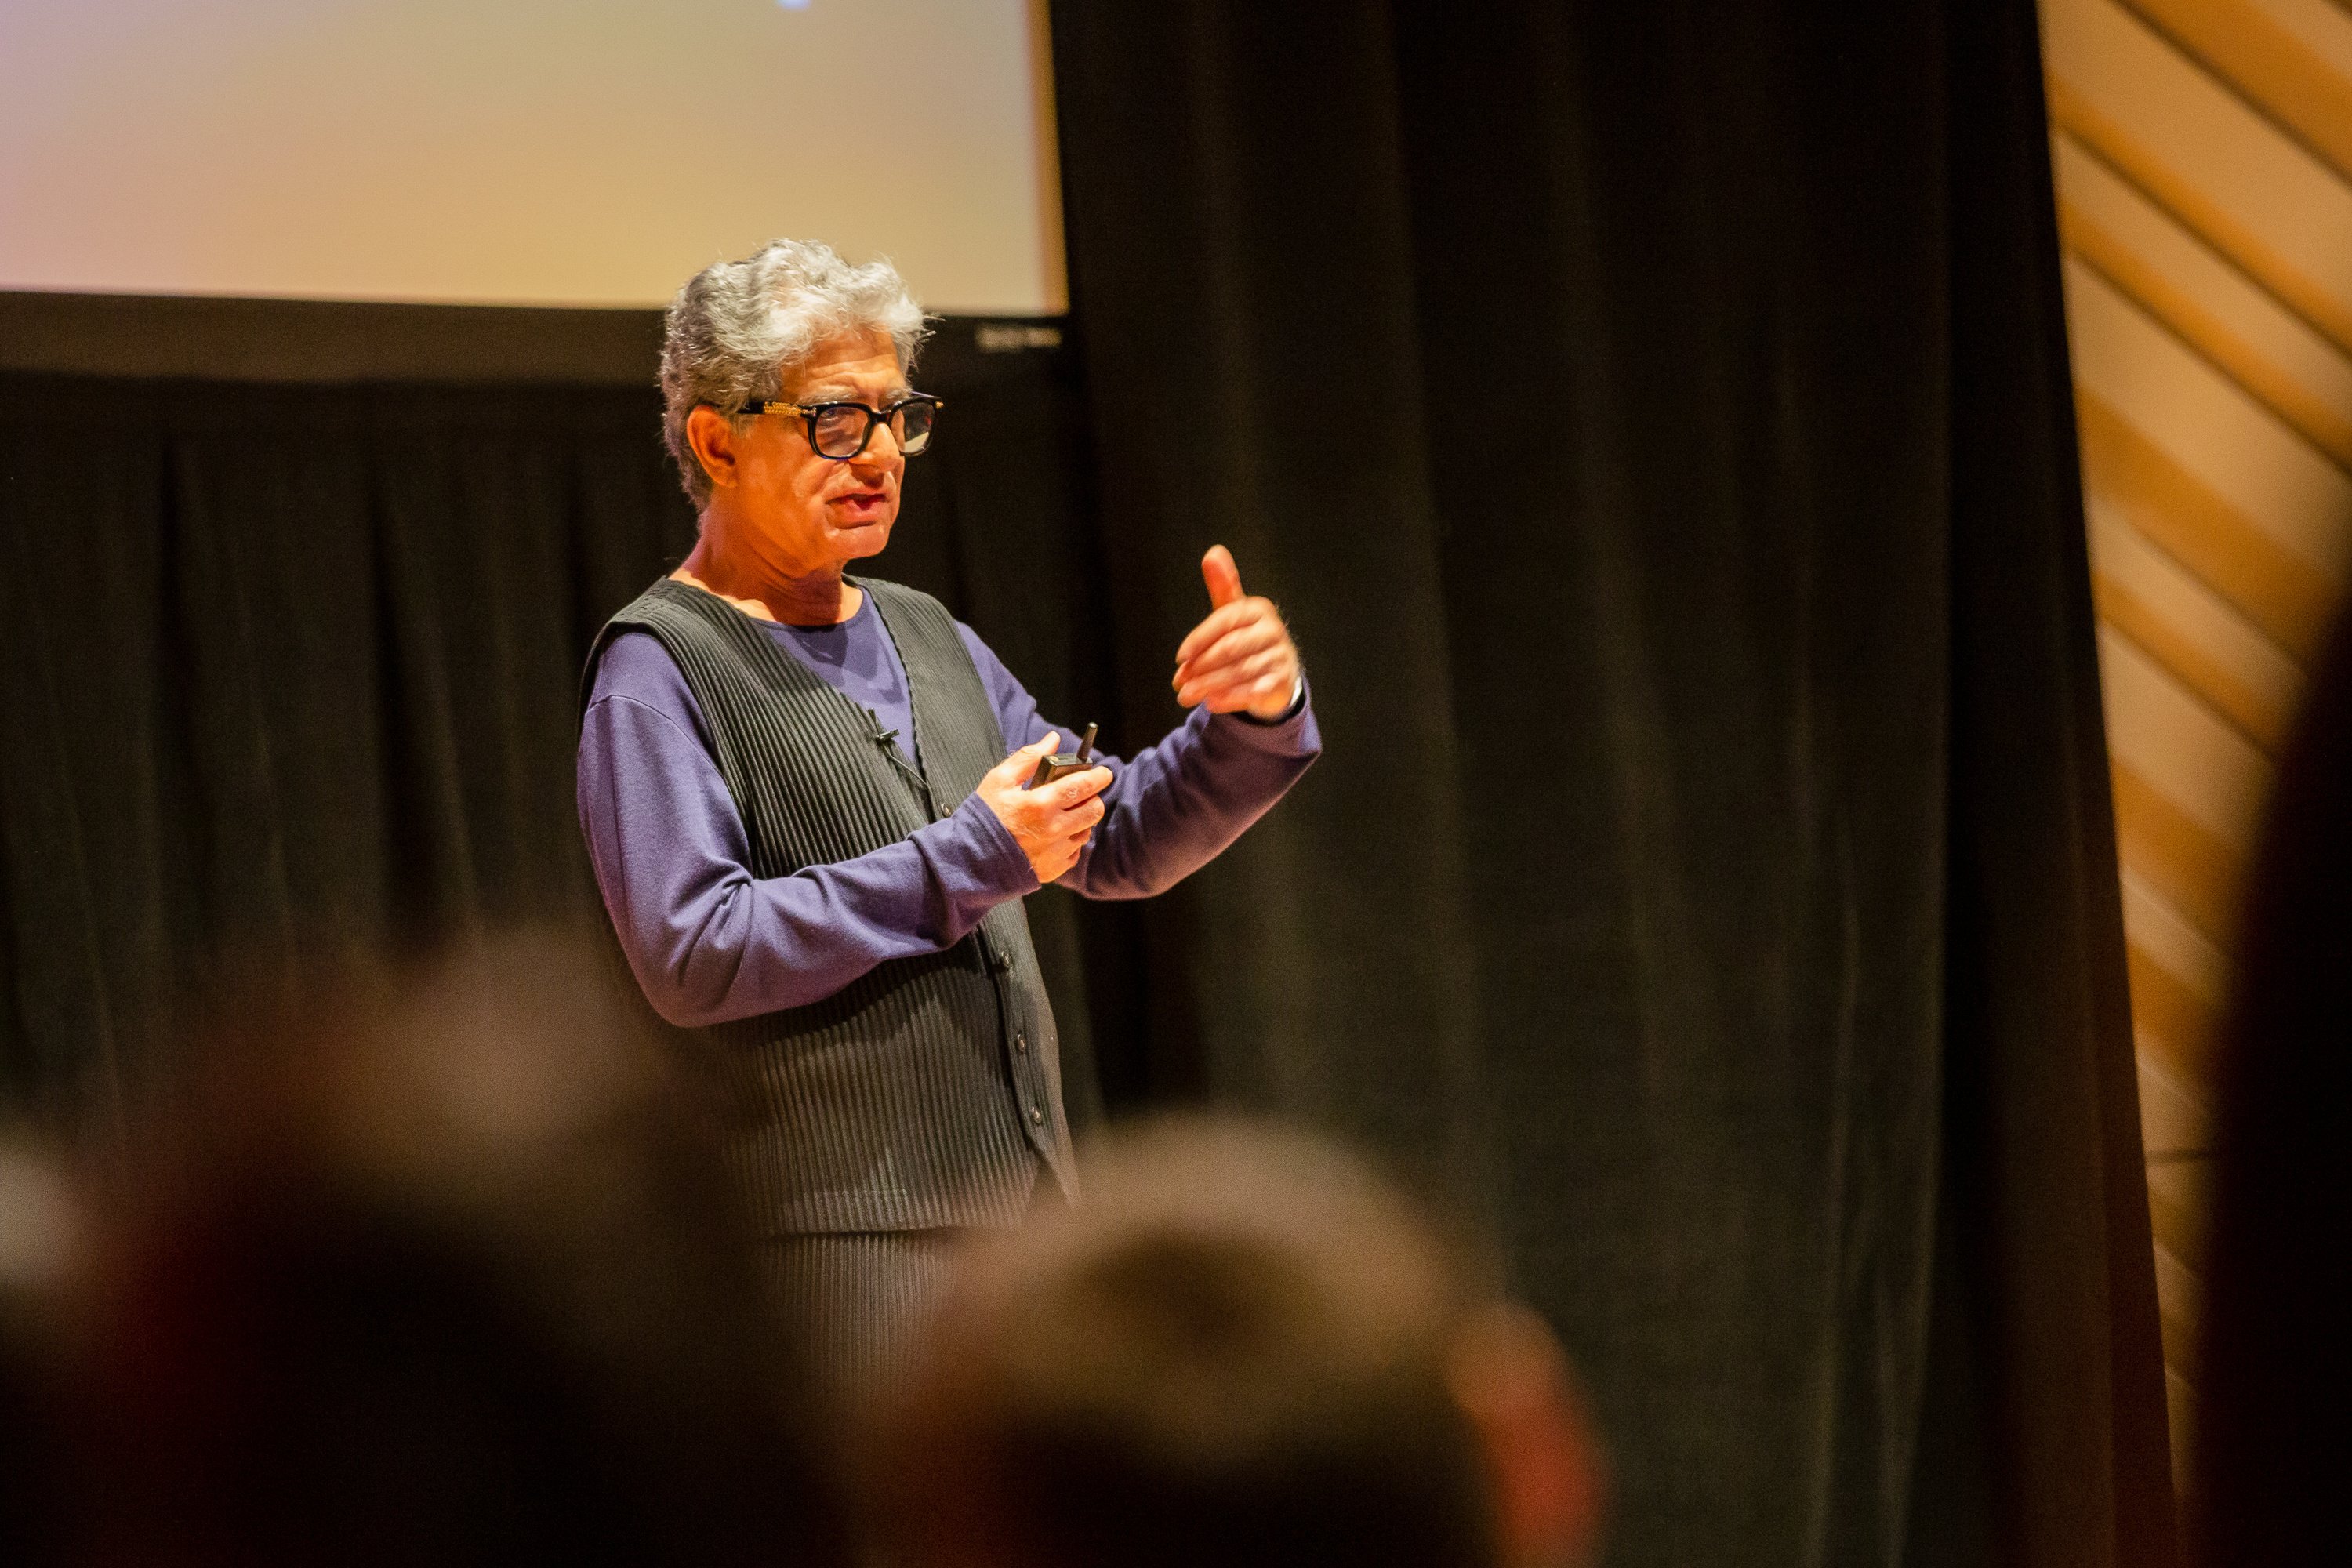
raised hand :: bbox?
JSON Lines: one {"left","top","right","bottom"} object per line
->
{"left": 973, "top": 733, "right": 1114, "bottom": 884}
{"left": 1172, "top": 546, "right": 1302, "bottom": 720}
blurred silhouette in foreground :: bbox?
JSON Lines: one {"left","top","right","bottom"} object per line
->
{"left": 58, "top": 932, "right": 850, "bottom": 1568}
{"left": 2193, "top": 607, "right": 2352, "bottom": 1568}
{"left": 872, "top": 1118, "right": 1604, "bottom": 1568}
{"left": 0, "top": 1133, "right": 78, "bottom": 1566}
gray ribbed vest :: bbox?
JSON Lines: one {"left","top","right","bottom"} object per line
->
{"left": 585, "top": 576, "right": 1074, "bottom": 1235}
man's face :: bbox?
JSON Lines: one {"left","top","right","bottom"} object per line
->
{"left": 726, "top": 328, "right": 908, "bottom": 572}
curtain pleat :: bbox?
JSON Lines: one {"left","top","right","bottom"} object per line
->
{"left": 1046, "top": 1, "right": 2172, "bottom": 1562}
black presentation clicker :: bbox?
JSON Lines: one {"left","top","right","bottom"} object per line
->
{"left": 1028, "top": 724, "right": 1098, "bottom": 788}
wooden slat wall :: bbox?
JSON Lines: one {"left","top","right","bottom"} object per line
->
{"left": 2041, "top": 0, "right": 2352, "bottom": 1487}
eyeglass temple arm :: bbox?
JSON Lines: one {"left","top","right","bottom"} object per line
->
{"left": 740, "top": 395, "right": 944, "bottom": 415}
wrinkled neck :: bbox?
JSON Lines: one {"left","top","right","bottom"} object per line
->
{"left": 676, "top": 509, "right": 858, "bottom": 626}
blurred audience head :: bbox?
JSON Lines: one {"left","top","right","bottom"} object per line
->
{"left": 0, "top": 1133, "right": 78, "bottom": 1566}
{"left": 875, "top": 1117, "right": 1602, "bottom": 1568}
{"left": 61, "top": 929, "right": 848, "bottom": 1568}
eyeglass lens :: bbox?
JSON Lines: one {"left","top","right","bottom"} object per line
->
{"left": 809, "top": 401, "right": 936, "bottom": 459}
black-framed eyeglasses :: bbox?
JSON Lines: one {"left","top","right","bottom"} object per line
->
{"left": 737, "top": 394, "right": 943, "bottom": 460}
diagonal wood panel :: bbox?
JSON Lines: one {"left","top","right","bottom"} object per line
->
{"left": 2110, "top": 760, "right": 2243, "bottom": 940}
{"left": 2067, "top": 259, "right": 2352, "bottom": 655}
{"left": 2078, "top": 393, "right": 2343, "bottom": 659}
{"left": 2044, "top": 0, "right": 2352, "bottom": 1493}
{"left": 2124, "top": 0, "right": 2352, "bottom": 182}
{"left": 2099, "top": 630, "right": 2270, "bottom": 855}
{"left": 2054, "top": 131, "right": 2352, "bottom": 468}
{"left": 2045, "top": 0, "right": 2352, "bottom": 354}
{"left": 2119, "top": 869, "right": 2227, "bottom": 1084}
{"left": 2089, "top": 501, "right": 2307, "bottom": 750}
{"left": 2137, "top": 1052, "right": 2212, "bottom": 1157}
{"left": 2066, "top": 260, "right": 2352, "bottom": 588}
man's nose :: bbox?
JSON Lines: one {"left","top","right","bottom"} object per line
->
{"left": 855, "top": 417, "right": 904, "bottom": 472}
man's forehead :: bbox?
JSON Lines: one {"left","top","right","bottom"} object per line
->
{"left": 795, "top": 372, "right": 909, "bottom": 400}
{"left": 788, "top": 334, "right": 904, "bottom": 396}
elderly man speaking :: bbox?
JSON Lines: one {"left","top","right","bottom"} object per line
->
{"left": 577, "top": 241, "right": 1319, "bottom": 1404}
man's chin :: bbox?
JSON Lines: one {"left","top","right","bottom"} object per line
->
{"left": 833, "top": 518, "right": 895, "bottom": 557}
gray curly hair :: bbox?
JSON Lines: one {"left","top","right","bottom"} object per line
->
{"left": 659, "top": 239, "right": 931, "bottom": 505}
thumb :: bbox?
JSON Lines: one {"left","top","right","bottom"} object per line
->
{"left": 1201, "top": 545, "right": 1245, "bottom": 609}
{"left": 989, "top": 732, "right": 1058, "bottom": 784}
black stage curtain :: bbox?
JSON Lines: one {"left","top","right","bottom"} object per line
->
{"left": 0, "top": 323, "right": 1122, "bottom": 1137}
{"left": 1047, "top": 2, "right": 2172, "bottom": 1565}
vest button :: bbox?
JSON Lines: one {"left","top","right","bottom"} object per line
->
{"left": 1029, "top": 1105, "right": 1044, "bottom": 1127}
{"left": 1015, "top": 1031, "right": 1029, "bottom": 1055}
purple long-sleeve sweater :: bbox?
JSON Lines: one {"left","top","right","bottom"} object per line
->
{"left": 577, "top": 589, "right": 1320, "bottom": 1028}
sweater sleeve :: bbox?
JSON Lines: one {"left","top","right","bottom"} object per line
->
{"left": 953, "top": 623, "right": 1322, "bottom": 902}
{"left": 576, "top": 633, "right": 1039, "bottom": 1026}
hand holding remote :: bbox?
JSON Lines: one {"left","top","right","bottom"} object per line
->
{"left": 1028, "top": 723, "right": 1098, "bottom": 788}
{"left": 975, "top": 732, "right": 1112, "bottom": 884}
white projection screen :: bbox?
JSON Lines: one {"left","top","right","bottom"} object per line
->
{"left": 0, "top": 0, "right": 1064, "bottom": 313}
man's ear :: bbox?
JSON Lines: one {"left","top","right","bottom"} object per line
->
{"left": 685, "top": 405, "right": 742, "bottom": 492}
{"left": 1447, "top": 1304, "right": 1606, "bottom": 1567}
